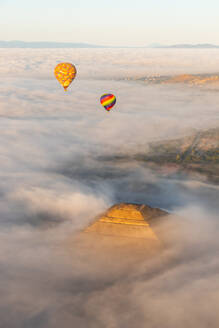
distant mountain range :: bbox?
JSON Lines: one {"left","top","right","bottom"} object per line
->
{"left": 148, "top": 43, "right": 219, "bottom": 48}
{"left": 1, "top": 41, "right": 219, "bottom": 49}
{"left": 0, "top": 40, "right": 105, "bottom": 48}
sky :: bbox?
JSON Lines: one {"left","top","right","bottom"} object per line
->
{"left": 0, "top": 0, "right": 219, "bottom": 46}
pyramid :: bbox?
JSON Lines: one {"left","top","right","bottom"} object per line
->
{"left": 85, "top": 203, "right": 168, "bottom": 241}
{"left": 68, "top": 203, "right": 169, "bottom": 268}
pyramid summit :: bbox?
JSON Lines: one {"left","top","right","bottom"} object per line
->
{"left": 69, "top": 203, "right": 170, "bottom": 268}
{"left": 85, "top": 203, "right": 168, "bottom": 240}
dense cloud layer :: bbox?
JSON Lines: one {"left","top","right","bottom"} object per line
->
{"left": 0, "top": 49, "right": 218, "bottom": 327}
{"left": 2, "top": 48, "right": 219, "bottom": 79}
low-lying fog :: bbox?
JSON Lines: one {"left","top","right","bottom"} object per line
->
{"left": 0, "top": 49, "right": 218, "bottom": 327}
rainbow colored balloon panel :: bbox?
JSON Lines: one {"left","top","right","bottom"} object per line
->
{"left": 100, "top": 94, "right": 116, "bottom": 111}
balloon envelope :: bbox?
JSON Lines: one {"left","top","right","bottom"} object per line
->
{"left": 100, "top": 94, "right": 116, "bottom": 111}
{"left": 54, "top": 63, "right": 77, "bottom": 91}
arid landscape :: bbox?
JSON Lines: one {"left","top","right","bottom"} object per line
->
{"left": 144, "top": 127, "right": 219, "bottom": 182}
{"left": 103, "top": 127, "right": 219, "bottom": 183}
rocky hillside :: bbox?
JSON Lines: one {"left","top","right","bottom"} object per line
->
{"left": 96, "top": 128, "right": 219, "bottom": 184}
{"left": 140, "top": 128, "right": 219, "bottom": 182}
{"left": 161, "top": 74, "right": 219, "bottom": 85}
{"left": 126, "top": 74, "right": 219, "bottom": 86}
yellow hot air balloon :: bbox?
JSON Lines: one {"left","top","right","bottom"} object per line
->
{"left": 54, "top": 62, "right": 77, "bottom": 91}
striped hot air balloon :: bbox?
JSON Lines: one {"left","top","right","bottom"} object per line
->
{"left": 54, "top": 62, "right": 77, "bottom": 91}
{"left": 100, "top": 94, "right": 116, "bottom": 111}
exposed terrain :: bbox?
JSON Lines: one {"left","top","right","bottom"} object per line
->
{"left": 140, "top": 128, "right": 219, "bottom": 183}
{"left": 126, "top": 73, "right": 219, "bottom": 86}
{"left": 99, "top": 128, "right": 219, "bottom": 183}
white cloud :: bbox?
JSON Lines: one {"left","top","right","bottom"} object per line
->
{"left": 2, "top": 48, "right": 219, "bottom": 79}
{"left": 0, "top": 48, "right": 218, "bottom": 327}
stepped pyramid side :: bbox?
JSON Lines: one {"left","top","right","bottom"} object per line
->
{"left": 85, "top": 203, "right": 168, "bottom": 240}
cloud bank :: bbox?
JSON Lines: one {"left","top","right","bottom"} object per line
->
{"left": 2, "top": 48, "right": 219, "bottom": 79}
{"left": 0, "top": 49, "right": 218, "bottom": 327}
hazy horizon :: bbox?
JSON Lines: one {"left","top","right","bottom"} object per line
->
{"left": 1, "top": 0, "right": 219, "bottom": 46}
{"left": 2, "top": 40, "right": 219, "bottom": 48}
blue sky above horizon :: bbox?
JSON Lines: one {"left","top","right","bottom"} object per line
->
{"left": 0, "top": 0, "right": 218, "bottom": 46}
